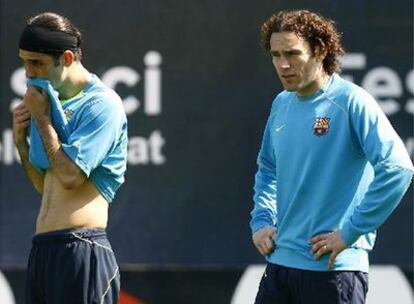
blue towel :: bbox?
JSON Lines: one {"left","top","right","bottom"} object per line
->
{"left": 28, "top": 79, "right": 71, "bottom": 170}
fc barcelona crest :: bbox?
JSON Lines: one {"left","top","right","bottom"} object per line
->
{"left": 312, "top": 117, "right": 330, "bottom": 136}
{"left": 64, "top": 109, "right": 74, "bottom": 121}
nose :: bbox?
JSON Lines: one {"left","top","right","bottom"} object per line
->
{"left": 24, "top": 63, "right": 36, "bottom": 79}
{"left": 278, "top": 56, "right": 290, "bottom": 69}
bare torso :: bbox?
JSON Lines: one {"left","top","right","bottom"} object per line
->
{"left": 36, "top": 170, "right": 109, "bottom": 233}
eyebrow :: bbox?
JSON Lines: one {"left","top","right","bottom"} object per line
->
{"left": 270, "top": 49, "right": 302, "bottom": 55}
{"left": 19, "top": 57, "right": 43, "bottom": 64}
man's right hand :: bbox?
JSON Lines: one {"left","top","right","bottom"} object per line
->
{"left": 252, "top": 226, "right": 277, "bottom": 256}
{"left": 12, "top": 102, "right": 31, "bottom": 146}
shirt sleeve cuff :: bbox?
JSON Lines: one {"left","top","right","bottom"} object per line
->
{"left": 250, "top": 219, "right": 274, "bottom": 235}
{"left": 61, "top": 142, "right": 91, "bottom": 177}
{"left": 340, "top": 222, "right": 360, "bottom": 246}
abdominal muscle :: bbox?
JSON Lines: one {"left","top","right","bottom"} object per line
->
{"left": 36, "top": 171, "right": 109, "bottom": 234}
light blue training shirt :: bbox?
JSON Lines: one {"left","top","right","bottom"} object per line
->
{"left": 28, "top": 74, "right": 128, "bottom": 203}
{"left": 250, "top": 73, "right": 413, "bottom": 272}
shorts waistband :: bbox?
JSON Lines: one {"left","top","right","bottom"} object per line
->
{"left": 32, "top": 228, "right": 107, "bottom": 243}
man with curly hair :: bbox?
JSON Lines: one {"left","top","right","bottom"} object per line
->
{"left": 250, "top": 9, "right": 413, "bottom": 303}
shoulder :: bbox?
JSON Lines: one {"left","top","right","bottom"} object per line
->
{"left": 325, "top": 74, "right": 377, "bottom": 110}
{"left": 86, "top": 76, "right": 123, "bottom": 106}
{"left": 270, "top": 90, "right": 293, "bottom": 112}
{"left": 79, "top": 77, "right": 125, "bottom": 119}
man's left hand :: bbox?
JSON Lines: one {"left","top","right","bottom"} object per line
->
{"left": 309, "top": 231, "right": 347, "bottom": 270}
{"left": 23, "top": 86, "right": 50, "bottom": 120}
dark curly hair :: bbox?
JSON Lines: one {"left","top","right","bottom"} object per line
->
{"left": 260, "top": 10, "right": 345, "bottom": 75}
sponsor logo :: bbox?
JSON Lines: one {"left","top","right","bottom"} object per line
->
{"left": 275, "top": 125, "right": 285, "bottom": 132}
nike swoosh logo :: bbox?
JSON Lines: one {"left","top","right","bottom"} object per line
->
{"left": 275, "top": 125, "right": 285, "bottom": 132}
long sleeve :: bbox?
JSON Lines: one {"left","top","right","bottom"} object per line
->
{"left": 250, "top": 111, "right": 278, "bottom": 234}
{"left": 340, "top": 89, "right": 414, "bottom": 245}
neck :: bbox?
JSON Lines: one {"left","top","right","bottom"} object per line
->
{"left": 297, "top": 71, "right": 330, "bottom": 97}
{"left": 57, "top": 64, "right": 91, "bottom": 100}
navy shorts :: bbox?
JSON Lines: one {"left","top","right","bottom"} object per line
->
{"left": 255, "top": 263, "right": 368, "bottom": 304}
{"left": 26, "top": 228, "right": 120, "bottom": 304}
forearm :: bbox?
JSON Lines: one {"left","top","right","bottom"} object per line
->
{"left": 251, "top": 122, "right": 278, "bottom": 233}
{"left": 36, "top": 116, "right": 86, "bottom": 189}
{"left": 251, "top": 172, "right": 277, "bottom": 233}
{"left": 16, "top": 141, "right": 44, "bottom": 194}
{"left": 340, "top": 164, "right": 414, "bottom": 245}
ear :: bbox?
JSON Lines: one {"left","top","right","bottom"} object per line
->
{"left": 61, "top": 50, "right": 75, "bottom": 66}
{"left": 314, "top": 45, "right": 327, "bottom": 62}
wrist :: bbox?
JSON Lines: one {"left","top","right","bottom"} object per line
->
{"left": 15, "top": 140, "right": 29, "bottom": 151}
{"left": 16, "top": 144, "right": 29, "bottom": 160}
{"left": 35, "top": 114, "right": 52, "bottom": 126}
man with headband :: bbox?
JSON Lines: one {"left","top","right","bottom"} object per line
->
{"left": 12, "top": 12, "right": 127, "bottom": 303}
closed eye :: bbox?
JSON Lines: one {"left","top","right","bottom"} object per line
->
{"left": 20, "top": 58, "right": 44, "bottom": 67}
{"left": 286, "top": 50, "right": 301, "bottom": 56}
{"left": 270, "top": 51, "right": 280, "bottom": 58}
{"left": 270, "top": 50, "right": 301, "bottom": 58}
{"left": 28, "top": 59, "right": 44, "bottom": 67}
